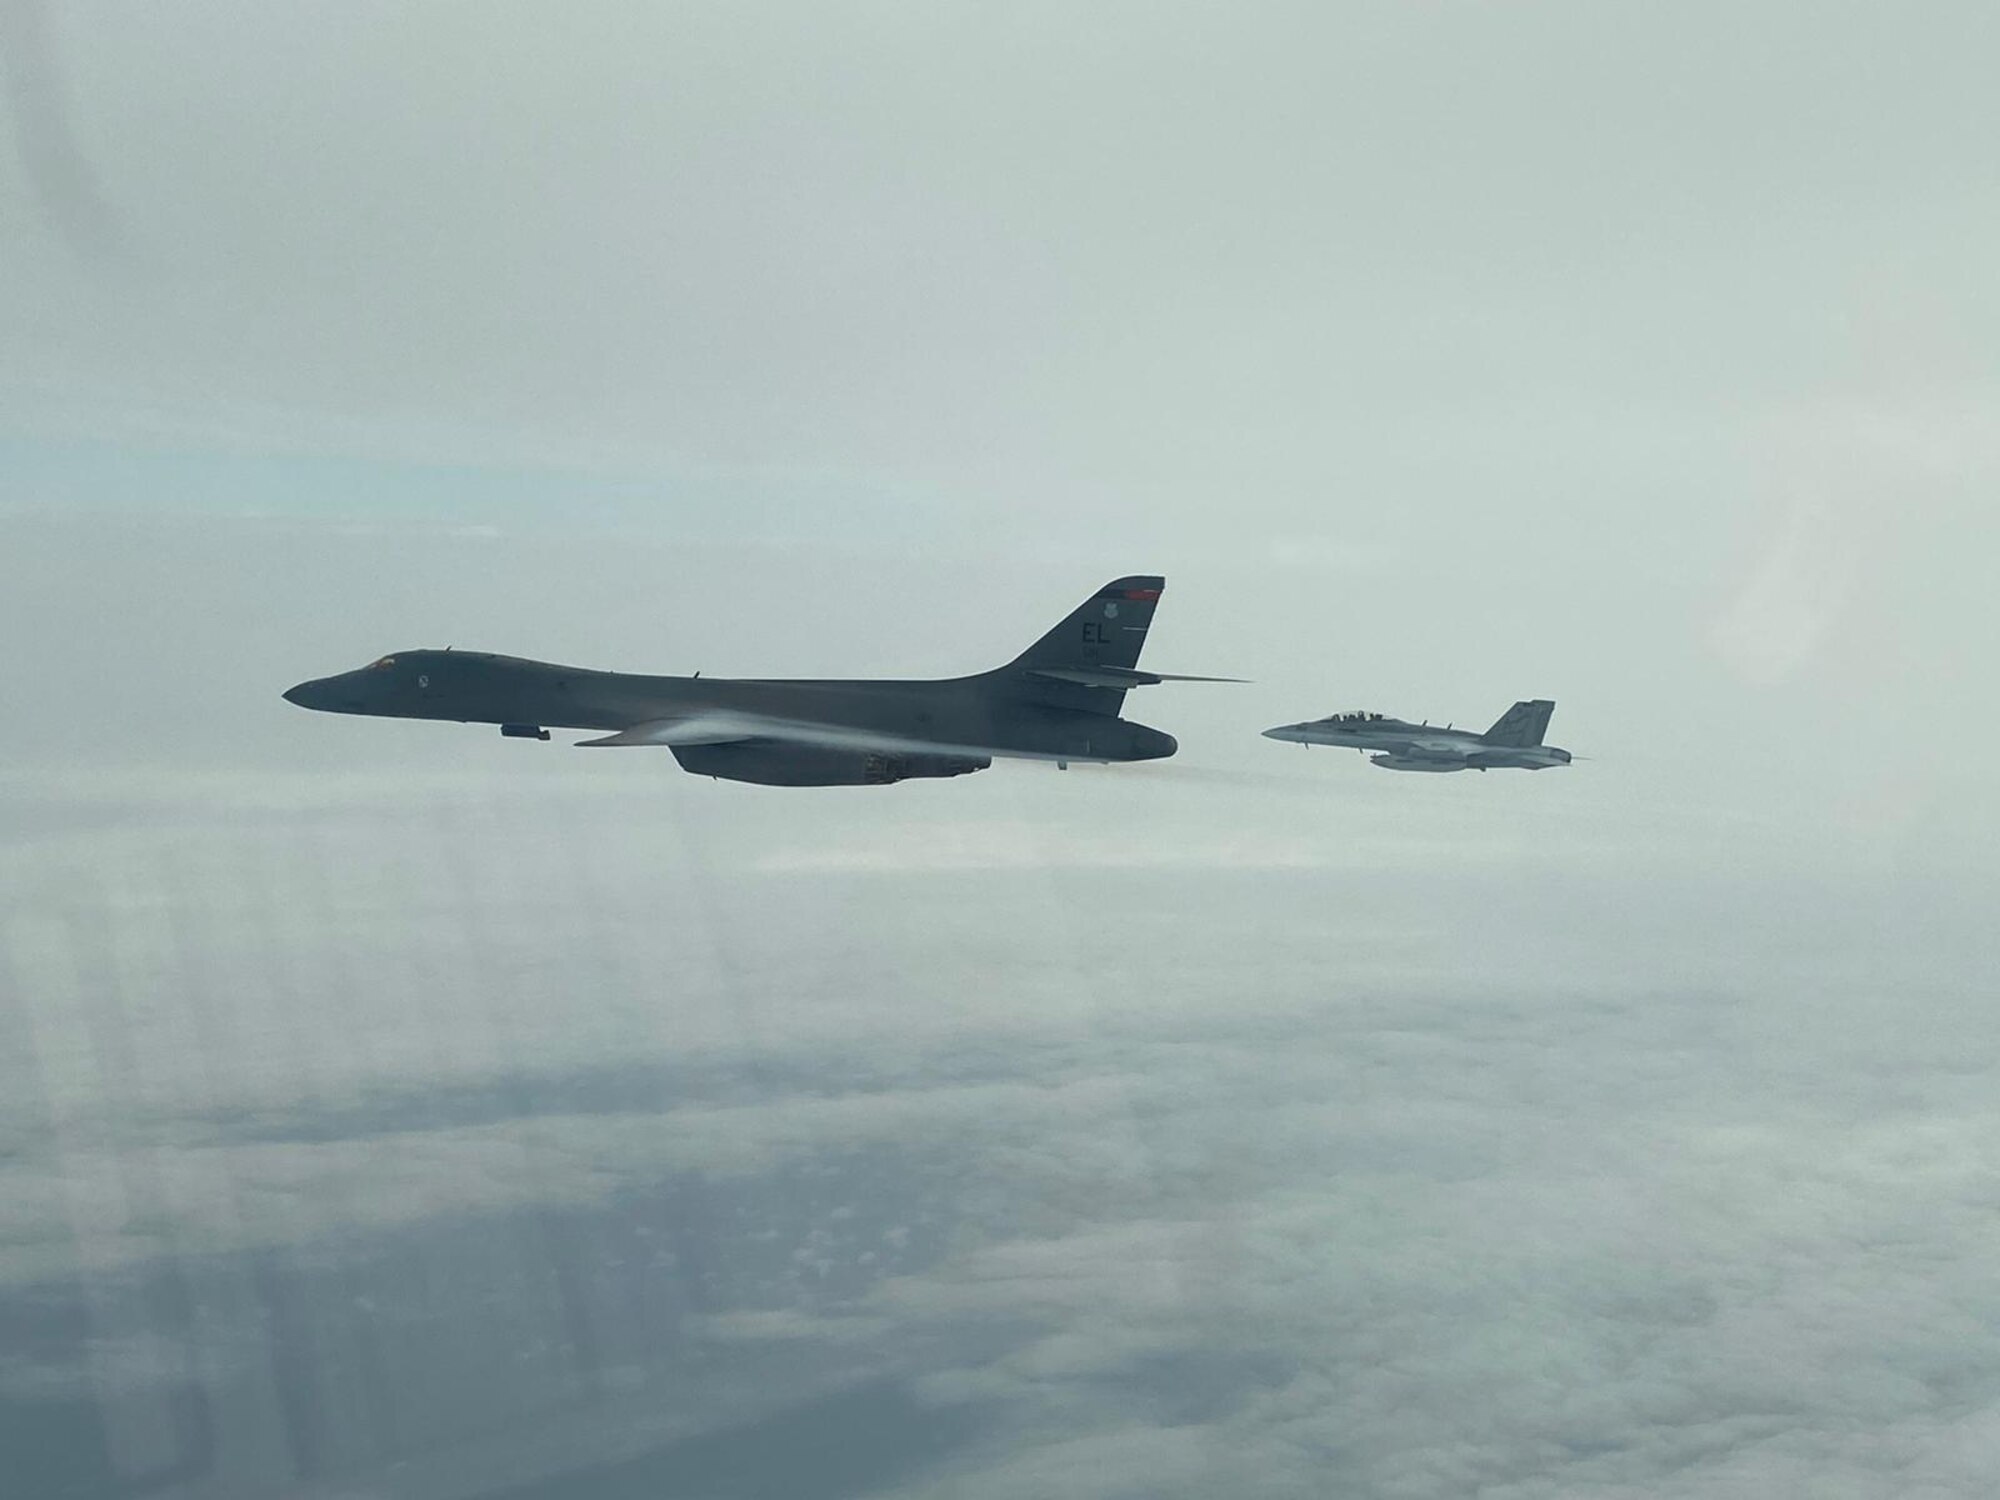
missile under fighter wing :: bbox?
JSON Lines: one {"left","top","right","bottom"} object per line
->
{"left": 283, "top": 576, "right": 1242, "bottom": 786}
{"left": 1262, "top": 699, "right": 1572, "bottom": 772}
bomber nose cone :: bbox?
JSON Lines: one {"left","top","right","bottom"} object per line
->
{"left": 284, "top": 673, "right": 372, "bottom": 714}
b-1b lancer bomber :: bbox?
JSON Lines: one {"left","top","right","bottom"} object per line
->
{"left": 1263, "top": 700, "right": 1572, "bottom": 772}
{"left": 284, "top": 576, "right": 1241, "bottom": 786}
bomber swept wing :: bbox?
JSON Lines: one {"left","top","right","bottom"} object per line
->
{"left": 575, "top": 715, "right": 765, "bottom": 747}
{"left": 575, "top": 712, "right": 1082, "bottom": 764}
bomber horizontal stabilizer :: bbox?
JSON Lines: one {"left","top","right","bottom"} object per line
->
{"left": 1026, "top": 666, "right": 1248, "bottom": 690}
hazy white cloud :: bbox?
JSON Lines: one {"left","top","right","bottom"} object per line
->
{"left": 752, "top": 821, "right": 1328, "bottom": 874}
{"left": 12, "top": 766, "right": 1998, "bottom": 1495}
{"left": 1709, "top": 491, "right": 1866, "bottom": 684}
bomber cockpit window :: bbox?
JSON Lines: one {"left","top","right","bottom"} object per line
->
{"left": 369, "top": 656, "right": 397, "bottom": 670}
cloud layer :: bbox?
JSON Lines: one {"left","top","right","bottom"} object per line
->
{"left": 5, "top": 768, "right": 1999, "bottom": 1498}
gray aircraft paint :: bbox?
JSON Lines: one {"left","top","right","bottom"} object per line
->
{"left": 282, "top": 577, "right": 1215, "bottom": 784}
{"left": 1262, "top": 699, "right": 1572, "bottom": 773}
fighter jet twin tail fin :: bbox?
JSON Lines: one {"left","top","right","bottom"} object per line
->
{"left": 1482, "top": 699, "right": 1556, "bottom": 747}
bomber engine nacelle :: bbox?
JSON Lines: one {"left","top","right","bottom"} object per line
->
{"left": 1369, "top": 754, "right": 1466, "bottom": 773}
{"left": 670, "top": 744, "right": 991, "bottom": 786}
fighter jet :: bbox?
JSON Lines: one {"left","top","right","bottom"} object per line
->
{"left": 283, "top": 576, "right": 1241, "bottom": 785}
{"left": 1262, "top": 700, "right": 1572, "bottom": 772}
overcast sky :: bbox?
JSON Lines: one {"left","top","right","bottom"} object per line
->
{"left": 4, "top": 5, "right": 1999, "bottom": 1498}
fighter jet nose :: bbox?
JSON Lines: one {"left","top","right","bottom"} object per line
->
{"left": 282, "top": 682, "right": 308, "bottom": 707}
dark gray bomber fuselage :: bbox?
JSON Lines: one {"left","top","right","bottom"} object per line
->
{"left": 283, "top": 577, "right": 1199, "bottom": 783}
{"left": 285, "top": 654, "right": 1176, "bottom": 759}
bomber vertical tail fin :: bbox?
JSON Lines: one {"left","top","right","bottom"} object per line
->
{"left": 1006, "top": 576, "right": 1164, "bottom": 673}
{"left": 995, "top": 576, "right": 1165, "bottom": 714}
{"left": 990, "top": 575, "right": 1243, "bottom": 713}
{"left": 1483, "top": 699, "right": 1555, "bottom": 747}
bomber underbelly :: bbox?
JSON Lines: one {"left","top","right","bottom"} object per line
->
{"left": 670, "top": 743, "right": 990, "bottom": 786}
